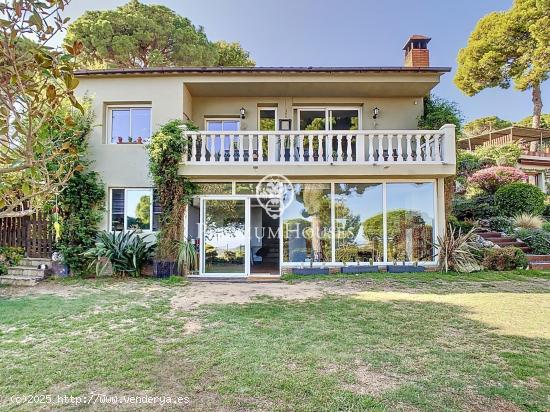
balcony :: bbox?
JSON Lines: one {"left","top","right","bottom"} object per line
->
{"left": 180, "top": 124, "right": 456, "bottom": 178}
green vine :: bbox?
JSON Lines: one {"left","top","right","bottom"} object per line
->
{"left": 147, "top": 119, "right": 197, "bottom": 260}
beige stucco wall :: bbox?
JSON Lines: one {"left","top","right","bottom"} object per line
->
{"left": 75, "top": 73, "right": 449, "bottom": 230}
{"left": 191, "top": 96, "right": 423, "bottom": 130}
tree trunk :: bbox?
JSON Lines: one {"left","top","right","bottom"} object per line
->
{"left": 532, "top": 83, "right": 543, "bottom": 128}
{"left": 310, "top": 215, "right": 323, "bottom": 261}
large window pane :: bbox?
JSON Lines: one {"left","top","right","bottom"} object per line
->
{"left": 259, "top": 109, "right": 276, "bottom": 131}
{"left": 329, "top": 109, "right": 359, "bottom": 130}
{"left": 282, "top": 183, "right": 331, "bottom": 262}
{"left": 126, "top": 189, "right": 151, "bottom": 231}
{"left": 111, "top": 189, "right": 125, "bottom": 231}
{"left": 299, "top": 110, "right": 326, "bottom": 131}
{"left": 335, "top": 183, "right": 383, "bottom": 262}
{"left": 386, "top": 183, "right": 435, "bottom": 262}
{"left": 203, "top": 199, "right": 246, "bottom": 273}
{"left": 111, "top": 109, "right": 130, "bottom": 143}
{"left": 131, "top": 108, "right": 151, "bottom": 141}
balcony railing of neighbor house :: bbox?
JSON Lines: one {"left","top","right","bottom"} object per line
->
{"left": 183, "top": 125, "right": 455, "bottom": 165}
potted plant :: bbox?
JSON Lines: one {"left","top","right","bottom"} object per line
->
{"left": 137, "top": 136, "right": 143, "bottom": 144}
{"left": 117, "top": 136, "right": 123, "bottom": 144}
{"left": 387, "top": 255, "right": 425, "bottom": 273}
{"left": 127, "top": 136, "right": 133, "bottom": 143}
{"left": 340, "top": 256, "right": 379, "bottom": 273}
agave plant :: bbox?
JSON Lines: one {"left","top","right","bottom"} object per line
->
{"left": 512, "top": 213, "right": 544, "bottom": 229}
{"left": 435, "top": 224, "right": 481, "bottom": 273}
{"left": 176, "top": 239, "right": 198, "bottom": 275}
{"left": 85, "top": 230, "right": 156, "bottom": 277}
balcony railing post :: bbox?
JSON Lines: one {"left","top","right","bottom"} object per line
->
{"left": 440, "top": 124, "right": 456, "bottom": 164}
{"left": 267, "top": 133, "right": 277, "bottom": 163}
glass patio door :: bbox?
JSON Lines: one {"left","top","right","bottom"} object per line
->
{"left": 200, "top": 197, "right": 250, "bottom": 276}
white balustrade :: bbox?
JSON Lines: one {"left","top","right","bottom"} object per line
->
{"left": 183, "top": 126, "right": 454, "bottom": 165}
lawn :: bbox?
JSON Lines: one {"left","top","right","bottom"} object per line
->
{"left": 0, "top": 272, "right": 549, "bottom": 411}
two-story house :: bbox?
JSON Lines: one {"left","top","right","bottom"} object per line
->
{"left": 75, "top": 35, "right": 456, "bottom": 278}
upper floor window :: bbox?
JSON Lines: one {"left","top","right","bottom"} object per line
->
{"left": 298, "top": 107, "right": 360, "bottom": 131}
{"left": 109, "top": 106, "right": 152, "bottom": 144}
{"left": 258, "top": 108, "right": 277, "bottom": 131}
{"left": 111, "top": 188, "right": 161, "bottom": 232}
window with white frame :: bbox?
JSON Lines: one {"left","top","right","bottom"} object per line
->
{"left": 111, "top": 188, "right": 161, "bottom": 231}
{"left": 108, "top": 106, "right": 152, "bottom": 144}
{"left": 258, "top": 108, "right": 277, "bottom": 131}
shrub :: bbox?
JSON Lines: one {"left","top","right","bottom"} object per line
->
{"left": 85, "top": 231, "right": 156, "bottom": 277}
{"left": 512, "top": 213, "right": 544, "bottom": 230}
{"left": 542, "top": 221, "right": 550, "bottom": 232}
{"left": 448, "top": 215, "right": 475, "bottom": 233}
{"left": 457, "top": 150, "right": 481, "bottom": 177}
{"left": 435, "top": 225, "right": 481, "bottom": 273}
{"left": 494, "top": 183, "right": 546, "bottom": 217}
{"left": 0, "top": 246, "right": 24, "bottom": 276}
{"left": 482, "top": 247, "right": 528, "bottom": 271}
{"left": 473, "top": 143, "right": 522, "bottom": 167}
{"left": 453, "top": 195, "right": 498, "bottom": 220}
{"left": 487, "top": 216, "right": 512, "bottom": 233}
{"left": 515, "top": 228, "right": 550, "bottom": 254}
{"left": 543, "top": 203, "right": 550, "bottom": 219}
{"left": 468, "top": 166, "right": 527, "bottom": 193}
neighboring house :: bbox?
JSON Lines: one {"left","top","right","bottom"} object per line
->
{"left": 75, "top": 35, "right": 456, "bottom": 277}
{"left": 458, "top": 126, "right": 550, "bottom": 193}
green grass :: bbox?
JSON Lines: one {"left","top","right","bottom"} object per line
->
{"left": 0, "top": 275, "right": 549, "bottom": 411}
{"left": 282, "top": 269, "right": 550, "bottom": 283}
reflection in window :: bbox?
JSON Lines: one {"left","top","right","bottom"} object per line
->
{"left": 195, "top": 183, "right": 233, "bottom": 195}
{"left": 259, "top": 109, "right": 276, "bottom": 131}
{"left": 335, "top": 183, "right": 383, "bottom": 262}
{"left": 111, "top": 188, "right": 161, "bottom": 231}
{"left": 329, "top": 109, "right": 359, "bottom": 130}
{"left": 282, "top": 183, "right": 331, "bottom": 262}
{"left": 386, "top": 183, "right": 435, "bottom": 262}
{"left": 204, "top": 199, "right": 246, "bottom": 273}
{"left": 299, "top": 110, "right": 326, "bottom": 131}
{"left": 126, "top": 189, "right": 151, "bottom": 231}
{"left": 110, "top": 107, "right": 151, "bottom": 143}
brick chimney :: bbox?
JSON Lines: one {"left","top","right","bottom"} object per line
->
{"left": 403, "top": 35, "right": 431, "bottom": 67}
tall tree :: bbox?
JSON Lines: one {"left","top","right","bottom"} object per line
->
{"left": 463, "top": 116, "right": 513, "bottom": 137}
{"left": 516, "top": 113, "right": 550, "bottom": 129}
{"left": 0, "top": 0, "right": 84, "bottom": 218}
{"left": 65, "top": 0, "right": 255, "bottom": 68}
{"left": 214, "top": 41, "right": 254, "bottom": 67}
{"left": 418, "top": 95, "right": 463, "bottom": 136}
{"left": 455, "top": 0, "right": 550, "bottom": 128}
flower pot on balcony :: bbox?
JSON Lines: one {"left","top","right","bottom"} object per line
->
{"left": 137, "top": 136, "right": 143, "bottom": 144}
{"left": 117, "top": 136, "right": 123, "bottom": 144}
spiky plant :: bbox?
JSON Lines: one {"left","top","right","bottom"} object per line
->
{"left": 512, "top": 213, "right": 544, "bottom": 230}
{"left": 435, "top": 224, "right": 480, "bottom": 273}
{"left": 85, "top": 231, "right": 156, "bottom": 277}
{"left": 176, "top": 239, "right": 198, "bottom": 275}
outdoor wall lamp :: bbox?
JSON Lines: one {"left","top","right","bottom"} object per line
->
{"left": 240, "top": 107, "right": 246, "bottom": 119}
{"left": 372, "top": 107, "right": 380, "bottom": 119}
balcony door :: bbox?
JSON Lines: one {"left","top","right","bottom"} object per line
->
{"left": 297, "top": 107, "right": 360, "bottom": 161}
{"left": 205, "top": 119, "right": 240, "bottom": 162}
{"left": 200, "top": 196, "right": 250, "bottom": 276}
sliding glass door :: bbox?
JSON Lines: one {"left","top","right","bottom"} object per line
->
{"left": 201, "top": 197, "right": 249, "bottom": 276}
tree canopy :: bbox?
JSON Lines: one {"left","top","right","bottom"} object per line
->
{"left": 0, "top": 0, "right": 85, "bottom": 217}
{"left": 65, "top": 0, "right": 254, "bottom": 68}
{"left": 418, "top": 95, "right": 464, "bottom": 136}
{"left": 454, "top": 0, "right": 550, "bottom": 128}
{"left": 463, "top": 116, "right": 513, "bottom": 137}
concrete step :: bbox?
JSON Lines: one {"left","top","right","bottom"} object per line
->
{"left": 0, "top": 275, "right": 43, "bottom": 286}
{"left": 529, "top": 262, "right": 550, "bottom": 270}
{"left": 527, "top": 254, "right": 550, "bottom": 263}
{"left": 7, "top": 266, "right": 49, "bottom": 277}
{"left": 19, "top": 258, "right": 52, "bottom": 267}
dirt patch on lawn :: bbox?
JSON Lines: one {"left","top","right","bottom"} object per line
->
{"left": 342, "top": 363, "right": 406, "bottom": 396}
{"left": 170, "top": 281, "right": 358, "bottom": 311}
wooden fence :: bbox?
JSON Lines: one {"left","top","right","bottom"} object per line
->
{"left": 0, "top": 212, "right": 53, "bottom": 258}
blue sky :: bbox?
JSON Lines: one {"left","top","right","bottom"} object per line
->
{"left": 58, "top": 0, "right": 549, "bottom": 123}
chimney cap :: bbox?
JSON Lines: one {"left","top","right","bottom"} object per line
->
{"left": 403, "top": 35, "right": 431, "bottom": 50}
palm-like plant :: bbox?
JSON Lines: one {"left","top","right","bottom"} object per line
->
{"left": 176, "top": 239, "right": 198, "bottom": 275}
{"left": 85, "top": 231, "right": 156, "bottom": 277}
{"left": 435, "top": 224, "right": 480, "bottom": 273}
